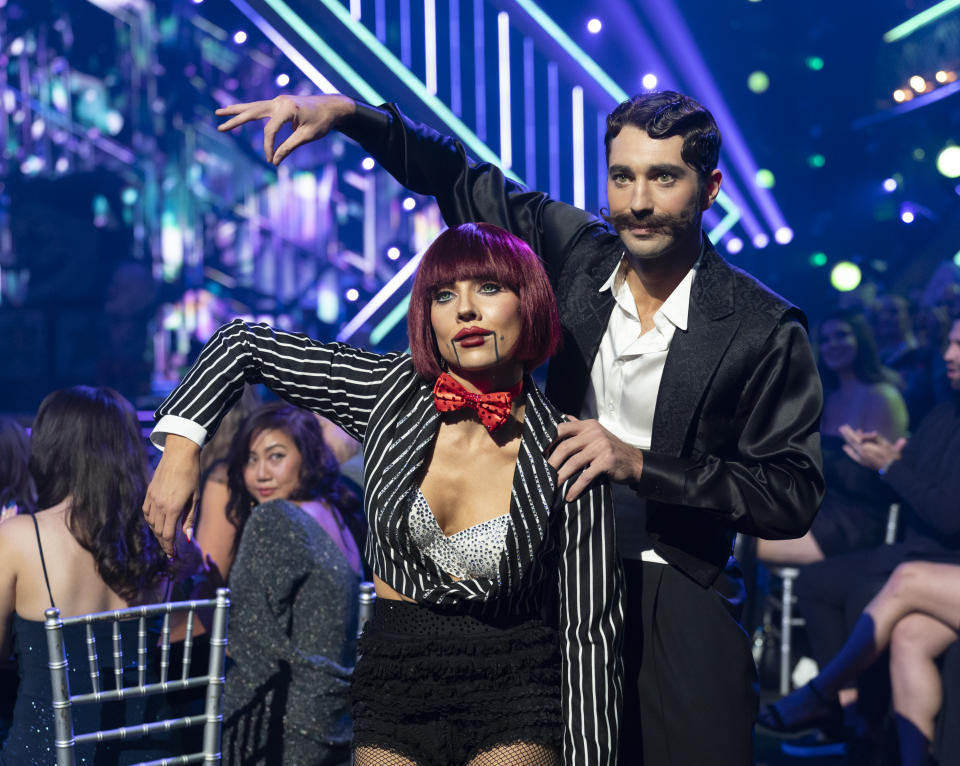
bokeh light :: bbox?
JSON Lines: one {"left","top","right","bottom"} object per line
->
{"left": 805, "top": 56, "right": 824, "bottom": 71}
{"left": 882, "top": 177, "right": 898, "bottom": 192}
{"left": 233, "top": 30, "right": 247, "bottom": 44}
{"left": 725, "top": 237, "right": 743, "bottom": 255}
{"left": 345, "top": 288, "right": 359, "bottom": 302}
{"left": 900, "top": 205, "right": 915, "bottom": 224}
{"left": 807, "top": 154, "right": 826, "bottom": 168}
{"left": 361, "top": 156, "right": 375, "bottom": 170}
{"left": 387, "top": 246, "right": 401, "bottom": 260}
{"left": 892, "top": 89, "right": 907, "bottom": 103}
{"left": 936, "top": 70, "right": 949, "bottom": 83}
{"left": 752, "top": 233, "right": 770, "bottom": 249}
{"left": 587, "top": 18, "right": 602, "bottom": 34}
{"left": 641, "top": 73, "right": 658, "bottom": 90}
{"left": 402, "top": 196, "right": 416, "bottom": 211}
{"left": 935, "top": 146, "right": 960, "bottom": 178}
{"left": 830, "top": 261, "right": 861, "bottom": 292}
{"left": 755, "top": 169, "right": 775, "bottom": 188}
{"left": 809, "top": 252, "right": 828, "bottom": 267}
{"left": 912, "top": 148, "right": 925, "bottom": 161}
{"left": 275, "top": 73, "right": 290, "bottom": 87}
{"left": 747, "top": 71, "right": 770, "bottom": 93}
{"left": 774, "top": 226, "right": 794, "bottom": 245}
{"left": 909, "top": 75, "right": 926, "bottom": 93}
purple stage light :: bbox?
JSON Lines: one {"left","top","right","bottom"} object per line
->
{"left": 900, "top": 209, "right": 915, "bottom": 224}
{"left": 641, "top": 73, "right": 658, "bottom": 90}
{"left": 233, "top": 30, "right": 248, "bottom": 44}
{"left": 587, "top": 18, "right": 602, "bottom": 34}
{"left": 361, "top": 157, "right": 375, "bottom": 170}
{"left": 275, "top": 73, "right": 290, "bottom": 87}
{"left": 402, "top": 196, "right": 416, "bottom": 211}
{"left": 346, "top": 288, "right": 360, "bottom": 302}
{"left": 387, "top": 246, "right": 401, "bottom": 260}
{"left": 752, "top": 233, "right": 770, "bottom": 249}
{"left": 882, "top": 177, "right": 898, "bottom": 192}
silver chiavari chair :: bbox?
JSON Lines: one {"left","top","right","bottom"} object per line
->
{"left": 45, "top": 587, "right": 230, "bottom": 766}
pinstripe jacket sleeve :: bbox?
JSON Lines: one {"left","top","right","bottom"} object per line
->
{"left": 153, "top": 319, "right": 402, "bottom": 445}
{"left": 555, "top": 478, "right": 625, "bottom": 766}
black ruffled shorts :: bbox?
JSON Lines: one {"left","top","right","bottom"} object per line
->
{"left": 350, "top": 599, "right": 562, "bottom": 766}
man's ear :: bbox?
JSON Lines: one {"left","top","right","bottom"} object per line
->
{"left": 701, "top": 168, "right": 722, "bottom": 210}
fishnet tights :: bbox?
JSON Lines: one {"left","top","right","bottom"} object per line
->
{"left": 353, "top": 741, "right": 560, "bottom": 766}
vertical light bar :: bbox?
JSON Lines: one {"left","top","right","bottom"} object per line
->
{"left": 597, "top": 112, "right": 607, "bottom": 213}
{"left": 547, "top": 61, "right": 559, "bottom": 200}
{"left": 473, "top": 0, "right": 486, "bottom": 141}
{"left": 449, "top": 0, "right": 462, "bottom": 115}
{"left": 375, "top": 0, "right": 386, "bottom": 42}
{"left": 523, "top": 37, "right": 536, "bottom": 188}
{"left": 497, "top": 12, "right": 512, "bottom": 169}
{"left": 350, "top": 0, "right": 362, "bottom": 20}
{"left": 400, "top": 0, "right": 412, "bottom": 67}
{"left": 571, "top": 86, "right": 585, "bottom": 208}
{"left": 425, "top": 0, "right": 438, "bottom": 96}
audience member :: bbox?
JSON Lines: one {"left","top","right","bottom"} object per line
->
{"left": 0, "top": 386, "right": 170, "bottom": 765}
{"left": 0, "top": 417, "right": 35, "bottom": 521}
{"left": 220, "top": 403, "right": 362, "bottom": 766}
{"left": 758, "top": 311, "right": 906, "bottom": 564}
{"left": 760, "top": 315, "right": 960, "bottom": 764}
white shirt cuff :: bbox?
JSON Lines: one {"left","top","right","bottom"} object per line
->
{"left": 151, "top": 415, "right": 208, "bottom": 451}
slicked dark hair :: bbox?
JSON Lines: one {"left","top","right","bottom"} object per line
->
{"left": 0, "top": 416, "right": 35, "bottom": 514}
{"left": 29, "top": 387, "right": 166, "bottom": 601}
{"left": 225, "top": 403, "right": 342, "bottom": 548}
{"left": 408, "top": 222, "right": 562, "bottom": 380}
{"left": 604, "top": 90, "right": 721, "bottom": 182}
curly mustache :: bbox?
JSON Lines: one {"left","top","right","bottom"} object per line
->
{"left": 600, "top": 207, "right": 697, "bottom": 232}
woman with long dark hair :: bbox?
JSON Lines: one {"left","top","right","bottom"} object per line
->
{"left": 219, "top": 402, "right": 361, "bottom": 766}
{"left": 0, "top": 416, "right": 35, "bottom": 521}
{"left": 758, "top": 311, "right": 908, "bottom": 564}
{"left": 144, "top": 223, "right": 623, "bottom": 766}
{"left": 0, "top": 386, "right": 169, "bottom": 765}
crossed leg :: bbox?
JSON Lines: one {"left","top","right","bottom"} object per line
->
{"left": 466, "top": 742, "right": 560, "bottom": 766}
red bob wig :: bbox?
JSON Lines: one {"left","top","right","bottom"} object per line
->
{"left": 407, "top": 223, "right": 562, "bottom": 380}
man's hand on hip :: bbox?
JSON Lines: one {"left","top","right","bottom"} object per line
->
{"left": 547, "top": 416, "right": 644, "bottom": 501}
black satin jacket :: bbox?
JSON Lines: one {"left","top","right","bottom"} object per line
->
{"left": 342, "top": 103, "right": 826, "bottom": 588}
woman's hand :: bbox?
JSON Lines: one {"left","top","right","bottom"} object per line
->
{"left": 142, "top": 435, "right": 201, "bottom": 557}
{"left": 215, "top": 94, "right": 356, "bottom": 165}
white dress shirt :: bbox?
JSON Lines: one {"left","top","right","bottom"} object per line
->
{"left": 581, "top": 256, "right": 698, "bottom": 561}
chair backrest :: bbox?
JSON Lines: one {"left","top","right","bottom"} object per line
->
{"left": 45, "top": 587, "right": 230, "bottom": 766}
{"left": 357, "top": 581, "right": 375, "bottom": 638}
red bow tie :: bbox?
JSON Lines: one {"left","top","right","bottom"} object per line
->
{"left": 432, "top": 373, "right": 523, "bottom": 431}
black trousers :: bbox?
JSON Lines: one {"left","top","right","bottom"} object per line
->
{"left": 619, "top": 559, "right": 758, "bottom": 766}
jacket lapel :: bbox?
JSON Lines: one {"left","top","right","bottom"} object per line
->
{"left": 651, "top": 248, "right": 740, "bottom": 456}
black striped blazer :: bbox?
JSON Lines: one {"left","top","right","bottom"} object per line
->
{"left": 154, "top": 319, "right": 625, "bottom": 765}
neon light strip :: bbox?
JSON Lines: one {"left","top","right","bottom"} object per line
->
{"left": 449, "top": 0, "right": 462, "bottom": 115}
{"left": 512, "top": 0, "right": 627, "bottom": 103}
{"left": 707, "top": 190, "right": 741, "bottom": 242}
{"left": 547, "top": 61, "right": 560, "bottom": 200}
{"left": 337, "top": 250, "right": 426, "bottom": 342}
{"left": 884, "top": 0, "right": 960, "bottom": 42}
{"left": 524, "top": 37, "right": 537, "bottom": 186}
{"left": 370, "top": 294, "right": 411, "bottom": 344}
{"left": 474, "top": 0, "right": 487, "bottom": 141}
{"left": 498, "top": 12, "right": 512, "bottom": 169}
{"left": 401, "top": 0, "right": 412, "bottom": 67}
{"left": 267, "top": 0, "right": 522, "bottom": 181}
{"left": 425, "top": 0, "right": 438, "bottom": 95}
{"left": 230, "top": 0, "right": 341, "bottom": 95}
{"left": 572, "top": 86, "right": 585, "bottom": 208}
{"left": 375, "top": 0, "right": 386, "bottom": 41}
{"left": 256, "top": 0, "right": 382, "bottom": 102}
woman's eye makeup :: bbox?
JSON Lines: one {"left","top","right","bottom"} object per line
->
{"left": 433, "top": 288, "right": 454, "bottom": 303}
{"left": 479, "top": 282, "right": 501, "bottom": 293}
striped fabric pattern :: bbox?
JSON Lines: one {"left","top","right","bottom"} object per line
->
{"left": 154, "top": 319, "right": 625, "bottom": 765}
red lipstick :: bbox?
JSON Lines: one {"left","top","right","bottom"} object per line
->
{"left": 453, "top": 327, "right": 492, "bottom": 342}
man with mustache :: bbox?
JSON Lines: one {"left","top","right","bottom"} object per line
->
{"left": 204, "top": 90, "right": 825, "bottom": 764}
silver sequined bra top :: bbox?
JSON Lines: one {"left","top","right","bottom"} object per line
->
{"left": 407, "top": 487, "right": 511, "bottom": 580}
